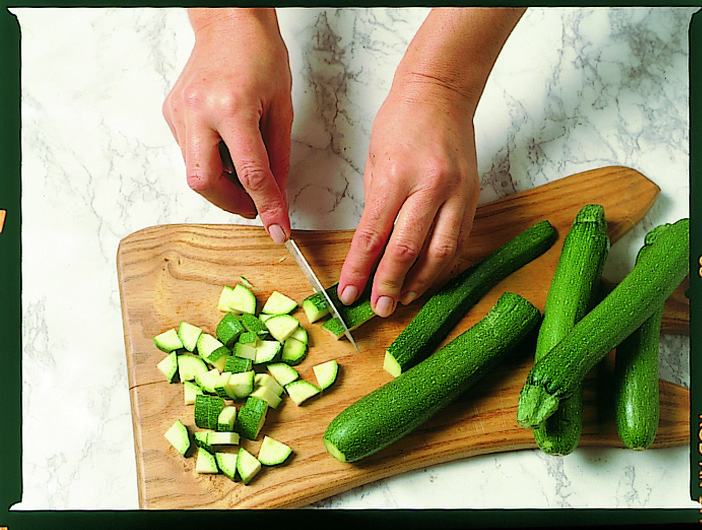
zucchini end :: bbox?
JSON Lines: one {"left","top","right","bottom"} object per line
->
{"left": 516, "top": 384, "right": 560, "bottom": 429}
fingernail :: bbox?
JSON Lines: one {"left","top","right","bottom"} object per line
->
{"left": 401, "top": 291, "right": 417, "bottom": 305}
{"left": 268, "top": 224, "right": 286, "bottom": 245}
{"left": 340, "top": 285, "right": 358, "bottom": 306}
{"left": 374, "top": 296, "right": 395, "bottom": 318}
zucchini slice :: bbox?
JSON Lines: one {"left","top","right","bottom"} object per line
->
{"left": 156, "top": 351, "right": 179, "bottom": 383}
{"left": 164, "top": 419, "right": 191, "bottom": 456}
{"left": 236, "top": 447, "right": 262, "bottom": 485}
{"left": 216, "top": 452, "right": 238, "bottom": 482}
{"left": 195, "top": 447, "right": 219, "bottom": 474}
{"left": 153, "top": 328, "right": 184, "bottom": 353}
{"left": 262, "top": 290, "right": 298, "bottom": 315}
{"left": 258, "top": 435, "right": 292, "bottom": 466}
{"left": 235, "top": 397, "right": 269, "bottom": 440}
{"left": 313, "top": 360, "right": 339, "bottom": 390}
{"left": 285, "top": 379, "right": 321, "bottom": 406}
{"left": 178, "top": 321, "right": 203, "bottom": 352}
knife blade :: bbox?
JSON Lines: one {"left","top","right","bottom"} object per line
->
{"left": 284, "top": 238, "right": 359, "bottom": 352}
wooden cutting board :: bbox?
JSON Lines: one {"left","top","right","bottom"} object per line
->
{"left": 117, "top": 166, "right": 690, "bottom": 510}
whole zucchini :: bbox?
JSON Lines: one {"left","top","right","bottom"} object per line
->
{"left": 532, "top": 204, "right": 610, "bottom": 456}
{"left": 516, "top": 217, "right": 689, "bottom": 430}
{"left": 323, "top": 292, "right": 541, "bottom": 463}
{"left": 384, "top": 220, "right": 557, "bottom": 377}
{"left": 613, "top": 223, "right": 670, "bottom": 450}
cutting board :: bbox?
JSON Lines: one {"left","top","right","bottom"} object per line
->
{"left": 117, "top": 166, "right": 690, "bottom": 510}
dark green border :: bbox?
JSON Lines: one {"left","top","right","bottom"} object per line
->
{"left": 1, "top": 2, "right": 699, "bottom": 529}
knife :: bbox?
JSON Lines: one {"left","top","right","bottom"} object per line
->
{"left": 284, "top": 238, "right": 359, "bottom": 352}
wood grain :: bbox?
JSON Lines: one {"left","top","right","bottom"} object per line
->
{"left": 117, "top": 166, "right": 689, "bottom": 509}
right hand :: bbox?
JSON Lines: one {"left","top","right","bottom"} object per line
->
{"left": 162, "top": 8, "right": 293, "bottom": 244}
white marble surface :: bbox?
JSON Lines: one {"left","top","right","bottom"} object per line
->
{"left": 11, "top": 6, "right": 697, "bottom": 511}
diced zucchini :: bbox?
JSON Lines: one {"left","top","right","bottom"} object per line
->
{"left": 239, "top": 276, "right": 255, "bottom": 290}
{"left": 313, "top": 359, "right": 339, "bottom": 390}
{"left": 216, "top": 452, "right": 238, "bottom": 482}
{"left": 289, "top": 325, "right": 309, "bottom": 345}
{"left": 194, "top": 368, "right": 221, "bottom": 394}
{"left": 178, "top": 321, "right": 203, "bottom": 352}
{"left": 196, "top": 333, "right": 225, "bottom": 360}
{"left": 195, "top": 447, "right": 219, "bottom": 474}
{"left": 235, "top": 397, "right": 269, "bottom": 440}
{"left": 254, "top": 340, "right": 282, "bottom": 364}
{"left": 218, "top": 283, "right": 257, "bottom": 315}
{"left": 258, "top": 435, "right": 292, "bottom": 466}
{"left": 153, "top": 328, "right": 184, "bottom": 352}
{"left": 164, "top": 419, "right": 190, "bottom": 456}
{"left": 236, "top": 447, "right": 262, "bottom": 485}
{"left": 156, "top": 351, "right": 179, "bottom": 383}
{"left": 208, "top": 431, "right": 240, "bottom": 446}
{"left": 281, "top": 337, "right": 308, "bottom": 366}
{"left": 194, "top": 394, "right": 224, "bottom": 430}
{"left": 241, "top": 313, "right": 269, "bottom": 337}
{"left": 193, "top": 430, "right": 213, "bottom": 453}
{"left": 265, "top": 314, "right": 300, "bottom": 342}
{"left": 250, "top": 385, "right": 282, "bottom": 409}
{"left": 205, "top": 345, "right": 231, "bottom": 372}
{"left": 217, "top": 406, "right": 238, "bottom": 431}
{"left": 214, "top": 371, "right": 234, "bottom": 399}
{"left": 321, "top": 317, "right": 345, "bottom": 340}
{"left": 254, "top": 373, "right": 285, "bottom": 396}
{"left": 224, "top": 355, "right": 253, "bottom": 374}
{"left": 226, "top": 370, "right": 255, "bottom": 399}
{"left": 285, "top": 379, "right": 320, "bottom": 406}
{"left": 267, "top": 362, "right": 300, "bottom": 387}
{"left": 177, "top": 354, "right": 209, "bottom": 382}
{"left": 183, "top": 380, "right": 203, "bottom": 405}
{"left": 216, "top": 312, "right": 245, "bottom": 348}
{"left": 233, "top": 342, "right": 258, "bottom": 361}
{"left": 302, "top": 292, "right": 329, "bottom": 323}
{"left": 262, "top": 291, "right": 298, "bottom": 315}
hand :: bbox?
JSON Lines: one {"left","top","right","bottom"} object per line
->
{"left": 162, "top": 8, "right": 293, "bottom": 243}
{"left": 338, "top": 79, "right": 480, "bottom": 317}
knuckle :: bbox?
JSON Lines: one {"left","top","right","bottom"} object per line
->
{"left": 429, "top": 235, "right": 458, "bottom": 262}
{"left": 186, "top": 173, "right": 210, "bottom": 193}
{"left": 237, "top": 164, "right": 270, "bottom": 193}
{"left": 354, "top": 226, "right": 388, "bottom": 257}
{"left": 387, "top": 239, "right": 421, "bottom": 265}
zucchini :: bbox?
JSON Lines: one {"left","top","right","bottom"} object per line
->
{"left": 313, "top": 360, "right": 339, "bottom": 390}
{"left": 258, "top": 435, "right": 293, "bottom": 466}
{"left": 178, "top": 321, "right": 203, "bottom": 352}
{"left": 262, "top": 290, "right": 298, "bottom": 315}
{"left": 267, "top": 362, "right": 299, "bottom": 387}
{"left": 156, "top": 351, "right": 179, "bottom": 383}
{"left": 323, "top": 291, "right": 541, "bottom": 463}
{"left": 153, "top": 328, "right": 184, "bottom": 353}
{"left": 384, "top": 220, "right": 557, "bottom": 376}
{"left": 195, "top": 448, "right": 219, "bottom": 474}
{"left": 215, "top": 313, "right": 244, "bottom": 348}
{"left": 254, "top": 340, "right": 283, "bottom": 364}
{"left": 302, "top": 282, "right": 375, "bottom": 332}
{"left": 215, "top": 452, "right": 238, "bottom": 482}
{"left": 177, "top": 354, "right": 209, "bottom": 382}
{"left": 216, "top": 405, "right": 238, "bottom": 432}
{"left": 235, "top": 396, "right": 269, "bottom": 440}
{"left": 236, "top": 447, "right": 262, "bottom": 485}
{"left": 285, "top": 379, "right": 321, "bottom": 406}
{"left": 517, "top": 218, "right": 689, "bottom": 429}
{"left": 164, "top": 419, "right": 191, "bottom": 456}
{"left": 614, "top": 224, "right": 670, "bottom": 450}
{"left": 281, "top": 337, "right": 308, "bottom": 365}
{"left": 532, "top": 204, "right": 609, "bottom": 456}
{"left": 218, "top": 283, "right": 257, "bottom": 315}
{"left": 264, "top": 314, "right": 300, "bottom": 342}
{"left": 183, "top": 380, "right": 203, "bottom": 405}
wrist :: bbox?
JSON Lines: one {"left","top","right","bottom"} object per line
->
{"left": 188, "top": 8, "right": 280, "bottom": 40}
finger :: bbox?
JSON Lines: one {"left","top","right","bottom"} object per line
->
{"left": 337, "top": 174, "right": 406, "bottom": 309}
{"left": 260, "top": 98, "right": 293, "bottom": 198}
{"left": 220, "top": 116, "right": 291, "bottom": 244}
{"left": 183, "top": 125, "right": 257, "bottom": 218}
{"left": 399, "top": 199, "right": 471, "bottom": 306}
{"left": 369, "top": 191, "right": 442, "bottom": 317}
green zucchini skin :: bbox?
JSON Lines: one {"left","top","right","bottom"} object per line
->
{"left": 532, "top": 204, "right": 610, "bottom": 456}
{"left": 323, "top": 292, "right": 541, "bottom": 463}
{"left": 385, "top": 220, "right": 557, "bottom": 375}
{"left": 517, "top": 218, "right": 689, "bottom": 430}
{"left": 613, "top": 224, "right": 670, "bottom": 450}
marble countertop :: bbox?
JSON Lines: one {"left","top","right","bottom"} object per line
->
{"left": 11, "top": 6, "right": 697, "bottom": 512}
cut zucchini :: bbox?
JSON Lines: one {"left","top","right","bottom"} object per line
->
{"left": 204, "top": 346, "right": 231, "bottom": 372}
{"left": 236, "top": 447, "right": 262, "bottom": 485}
{"left": 194, "top": 368, "right": 221, "bottom": 395}
{"left": 216, "top": 452, "right": 238, "bottom": 482}
{"left": 183, "top": 380, "right": 203, "bottom": 405}
{"left": 234, "top": 342, "right": 258, "bottom": 361}
{"left": 164, "top": 419, "right": 191, "bottom": 456}
{"left": 195, "top": 447, "right": 219, "bottom": 474}
{"left": 281, "top": 337, "right": 308, "bottom": 366}
{"left": 196, "top": 333, "right": 225, "bottom": 360}
{"left": 267, "top": 362, "right": 299, "bottom": 387}
{"left": 258, "top": 435, "right": 292, "bottom": 466}
{"left": 178, "top": 321, "right": 203, "bottom": 352}
{"left": 194, "top": 394, "right": 224, "bottom": 430}
{"left": 235, "top": 397, "right": 269, "bottom": 440}
{"left": 226, "top": 370, "right": 255, "bottom": 399}
{"left": 262, "top": 291, "right": 298, "bottom": 315}
{"left": 216, "top": 312, "right": 245, "bottom": 348}
{"left": 285, "top": 379, "right": 320, "bottom": 406}
{"left": 218, "top": 283, "right": 257, "bottom": 315}
{"left": 302, "top": 293, "right": 330, "bottom": 323}
{"left": 214, "top": 371, "right": 234, "bottom": 399}
{"left": 250, "top": 385, "right": 282, "bottom": 409}
{"left": 289, "top": 326, "right": 309, "bottom": 345}
{"left": 193, "top": 430, "right": 213, "bottom": 453}
{"left": 156, "top": 351, "right": 179, "bottom": 383}
{"left": 254, "top": 340, "right": 282, "bottom": 364}
{"left": 217, "top": 405, "right": 237, "bottom": 431}
{"left": 224, "top": 355, "right": 253, "bottom": 374}
{"left": 178, "top": 354, "right": 209, "bottom": 382}
{"left": 241, "top": 313, "right": 269, "bottom": 337}
{"left": 153, "top": 328, "right": 184, "bottom": 353}
{"left": 254, "top": 373, "right": 285, "bottom": 396}
{"left": 313, "top": 360, "right": 339, "bottom": 390}
{"left": 265, "top": 314, "right": 300, "bottom": 342}
{"left": 321, "top": 318, "right": 345, "bottom": 340}
{"left": 208, "top": 431, "right": 240, "bottom": 446}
